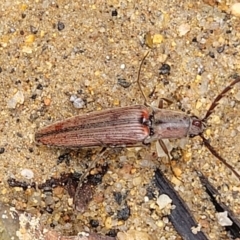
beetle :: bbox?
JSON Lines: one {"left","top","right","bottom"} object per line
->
{"left": 35, "top": 52, "right": 240, "bottom": 180}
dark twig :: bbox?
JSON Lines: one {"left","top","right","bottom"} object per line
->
{"left": 198, "top": 171, "right": 240, "bottom": 238}
{"left": 155, "top": 169, "right": 209, "bottom": 240}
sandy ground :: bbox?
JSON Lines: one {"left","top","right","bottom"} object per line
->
{"left": 1, "top": 0, "right": 240, "bottom": 239}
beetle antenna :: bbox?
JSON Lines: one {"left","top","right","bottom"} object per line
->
{"left": 202, "top": 76, "right": 240, "bottom": 121}
{"left": 199, "top": 134, "right": 240, "bottom": 180}
{"left": 137, "top": 51, "right": 150, "bottom": 106}
{"left": 200, "top": 76, "right": 240, "bottom": 180}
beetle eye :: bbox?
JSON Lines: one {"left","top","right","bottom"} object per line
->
{"left": 192, "top": 119, "right": 202, "bottom": 128}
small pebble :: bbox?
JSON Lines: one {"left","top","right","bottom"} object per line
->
{"left": 159, "top": 63, "right": 171, "bottom": 75}
{"left": 231, "top": 3, "right": 240, "bottom": 17}
{"left": 113, "top": 192, "right": 124, "bottom": 205}
{"left": 216, "top": 211, "right": 233, "bottom": 226}
{"left": 20, "top": 169, "right": 34, "bottom": 180}
{"left": 117, "top": 206, "right": 130, "bottom": 221}
{"left": 178, "top": 23, "right": 190, "bottom": 36}
{"left": 0, "top": 148, "right": 5, "bottom": 154}
{"left": 173, "top": 167, "right": 182, "bottom": 177}
{"left": 84, "top": 79, "right": 91, "bottom": 86}
{"left": 73, "top": 98, "right": 85, "bottom": 108}
{"left": 70, "top": 95, "right": 85, "bottom": 109}
{"left": 57, "top": 21, "right": 65, "bottom": 31}
{"left": 156, "top": 194, "right": 172, "bottom": 210}
{"left": 117, "top": 78, "right": 131, "bottom": 88}
{"left": 195, "top": 100, "right": 202, "bottom": 109}
{"left": 132, "top": 176, "right": 142, "bottom": 186}
{"left": 43, "top": 97, "right": 51, "bottom": 106}
{"left": 69, "top": 95, "right": 77, "bottom": 102}
{"left": 112, "top": 9, "right": 118, "bottom": 17}
{"left": 105, "top": 216, "right": 112, "bottom": 229}
{"left": 191, "top": 224, "right": 201, "bottom": 234}
{"left": 25, "top": 34, "right": 35, "bottom": 44}
{"left": 89, "top": 219, "right": 99, "bottom": 228}
{"left": 30, "top": 25, "right": 38, "bottom": 34}
{"left": 152, "top": 34, "right": 164, "bottom": 44}
{"left": 99, "top": 27, "right": 106, "bottom": 33}
{"left": 7, "top": 90, "right": 24, "bottom": 108}
{"left": 211, "top": 115, "right": 221, "bottom": 124}
{"left": 162, "top": 217, "right": 169, "bottom": 224}
{"left": 230, "top": 130, "right": 237, "bottom": 137}
{"left": 120, "top": 64, "right": 125, "bottom": 70}
{"left": 217, "top": 45, "right": 225, "bottom": 53}
{"left": 21, "top": 46, "right": 32, "bottom": 54}
{"left": 45, "top": 195, "right": 55, "bottom": 206}
{"left": 36, "top": 83, "right": 43, "bottom": 90}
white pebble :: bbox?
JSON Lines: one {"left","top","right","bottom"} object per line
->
{"left": 230, "top": 130, "right": 237, "bottom": 137}
{"left": 7, "top": 90, "right": 24, "bottom": 109}
{"left": 178, "top": 23, "right": 190, "bottom": 36}
{"left": 231, "top": 3, "right": 240, "bottom": 17}
{"left": 20, "top": 169, "right": 34, "bottom": 179}
{"left": 77, "top": 232, "right": 89, "bottom": 237}
{"left": 156, "top": 194, "right": 172, "bottom": 210}
{"left": 84, "top": 79, "right": 90, "bottom": 86}
{"left": 191, "top": 224, "right": 201, "bottom": 234}
{"left": 162, "top": 217, "right": 169, "bottom": 224}
{"left": 73, "top": 98, "right": 85, "bottom": 109}
{"left": 21, "top": 46, "right": 33, "bottom": 54}
{"left": 70, "top": 95, "right": 85, "bottom": 109}
{"left": 216, "top": 211, "right": 233, "bottom": 226}
{"left": 69, "top": 95, "right": 77, "bottom": 102}
{"left": 99, "top": 27, "right": 106, "bottom": 33}
{"left": 144, "top": 196, "right": 149, "bottom": 202}
{"left": 120, "top": 64, "right": 125, "bottom": 69}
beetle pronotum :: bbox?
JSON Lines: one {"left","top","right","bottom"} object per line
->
{"left": 35, "top": 52, "right": 240, "bottom": 180}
